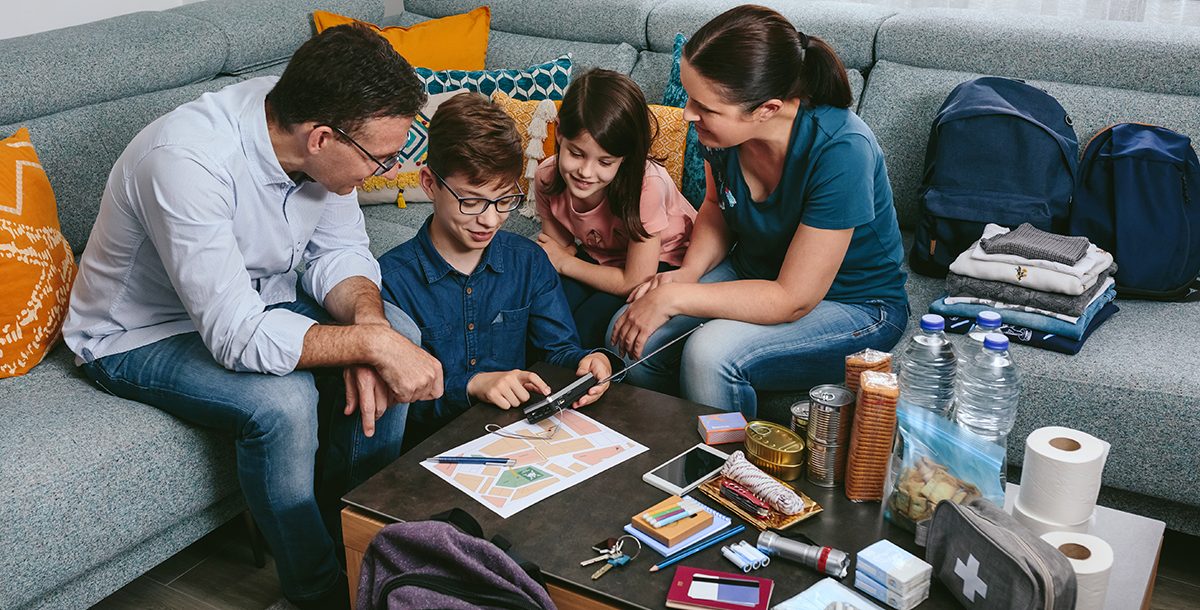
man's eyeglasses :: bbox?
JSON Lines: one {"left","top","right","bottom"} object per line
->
{"left": 430, "top": 168, "right": 526, "bottom": 215}
{"left": 324, "top": 125, "right": 404, "bottom": 177}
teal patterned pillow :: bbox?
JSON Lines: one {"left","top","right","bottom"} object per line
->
{"left": 417, "top": 54, "right": 573, "bottom": 101}
{"left": 662, "top": 34, "right": 705, "bottom": 208}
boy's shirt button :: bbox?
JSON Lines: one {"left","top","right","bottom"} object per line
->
{"left": 470, "top": 358, "right": 477, "bottom": 366}
{"left": 466, "top": 287, "right": 473, "bottom": 295}
{"left": 468, "top": 323, "right": 475, "bottom": 331}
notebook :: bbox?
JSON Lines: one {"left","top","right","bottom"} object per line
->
{"left": 665, "top": 566, "right": 774, "bottom": 610}
{"left": 624, "top": 501, "right": 733, "bottom": 556}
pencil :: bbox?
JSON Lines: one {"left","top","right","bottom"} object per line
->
{"left": 648, "top": 524, "right": 746, "bottom": 572}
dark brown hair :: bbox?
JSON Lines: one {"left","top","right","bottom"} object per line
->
{"left": 683, "top": 5, "right": 852, "bottom": 110}
{"left": 267, "top": 23, "right": 427, "bottom": 135}
{"left": 425, "top": 93, "right": 523, "bottom": 186}
{"left": 548, "top": 69, "right": 659, "bottom": 241}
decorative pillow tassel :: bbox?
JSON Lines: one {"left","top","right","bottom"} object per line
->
{"left": 518, "top": 99, "right": 559, "bottom": 218}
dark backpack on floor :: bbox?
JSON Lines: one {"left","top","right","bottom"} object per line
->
{"left": 911, "top": 77, "right": 1079, "bottom": 277}
{"left": 1069, "top": 123, "right": 1200, "bottom": 300}
{"left": 356, "top": 508, "right": 556, "bottom": 610}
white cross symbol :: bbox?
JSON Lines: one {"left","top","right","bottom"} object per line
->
{"left": 954, "top": 554, "right": 989, "bottom": 602}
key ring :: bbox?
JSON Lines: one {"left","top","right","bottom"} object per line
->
{"left": 615, "top": 534, "right": 642, "bottom": 561}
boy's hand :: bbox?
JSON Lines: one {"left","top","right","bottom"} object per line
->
{"left": 536, "top": 232, "right": 574, "bottom": 273}
{"left": 572, "top": 353, "right": 612, "bottom": 409}
{"left": 468, "top": 370, "right": 552, "bottom": 410}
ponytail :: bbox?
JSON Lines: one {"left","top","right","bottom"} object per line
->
{"left": 684, "top": 4, "right": 853, "bottom": 110}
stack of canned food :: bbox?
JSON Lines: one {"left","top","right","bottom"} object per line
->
{"left": 805, "top": 384, "right": 855, "bottom": 487}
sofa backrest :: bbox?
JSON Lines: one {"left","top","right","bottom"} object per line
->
{"left": 859, "top": 8, "right": 1200, "bottom": 230}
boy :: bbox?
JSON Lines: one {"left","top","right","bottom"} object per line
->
{"left": 378, "top": 93, "right": 614, "bottom": 443}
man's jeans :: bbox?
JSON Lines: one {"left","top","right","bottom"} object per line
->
{"left": 79, "top": 295, "right": 418, "bottom": 602}
{"left": 606, "top": 259, "right": 909, "bottom": 418}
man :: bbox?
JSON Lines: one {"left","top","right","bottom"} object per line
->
{"left": 63, "top": 24, "right": 439, "bottom": 608}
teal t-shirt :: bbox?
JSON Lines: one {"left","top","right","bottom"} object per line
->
{"left": 703, "top": 105, "right": 907, "bottom": 306}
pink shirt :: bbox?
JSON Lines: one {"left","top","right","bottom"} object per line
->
{"left": 535, "top": 158, "right": 697, "bottom": 268}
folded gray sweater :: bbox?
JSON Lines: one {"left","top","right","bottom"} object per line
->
{"left": 946, "top": 264, "right": 1117, "bottom": 317}
{"left": 978, "top": 222, "right": 1090, "bottom": 265}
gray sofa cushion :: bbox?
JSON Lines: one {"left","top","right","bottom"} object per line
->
{"left": 0, "top": 12, "right": 226, "bottom": 125}
{"left": 404, "top": 0, "right": 656, "bottom": 48}
{"left": 877, "top": 9, "right": 1200, "bottom": 97}
{"left": 0, "top": 346, "right": 241, "bottom": 610}
{"left": 2, "top": 77, "right": 242, "bottom": 251}
{"left": 858, "top": 60, "right": 1200, "bottom": 230}
{"left": 644, "top": 0, "right": 894, "bottom": 71}
{"left": 170, "top": 0, "right": 383, "bottom": 74}
{"left": 383, "top": 13, "right": 639, "bottom": 74}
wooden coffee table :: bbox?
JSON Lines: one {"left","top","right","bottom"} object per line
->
{"left": 341, "top": 364, "right": 1162, "bottom": 609}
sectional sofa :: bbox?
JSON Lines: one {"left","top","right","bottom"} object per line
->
{"left": 2, "top": 0, "right": 1197, "bottom": 608}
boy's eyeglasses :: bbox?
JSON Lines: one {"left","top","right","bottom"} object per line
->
{"left": 430, "top": 168, "right": 526, "bottom": 215}
{"left": 324, "top": 124, "right": 404, "bottom": 177}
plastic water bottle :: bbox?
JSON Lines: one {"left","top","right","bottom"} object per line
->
{"left": 954, "top": 333, "right": 1021, "bottom": 445}
{"left": 896, "top": 314, "right": 958, "bottom": 417}
{"left": 967, "top": 310, "right": 1003, "bottom": 345}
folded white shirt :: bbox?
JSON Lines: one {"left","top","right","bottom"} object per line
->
{"left": 944, "top": 277, "right": 1116, "bottom": 324}
{"left": 971, "top": 224, "right": 1114, "bottom": 281}
{"left": 950, "top": 227, "right": 1111, "bottom": 296}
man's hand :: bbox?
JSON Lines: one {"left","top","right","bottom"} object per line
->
{"left": 467, "top": 370, "right": 553, "bottom": 410}
{"left": 343, "top": 364, "right": 392, "bottom": 437}
{"left": 368, "top": 329, "right": 444, "bottom": 404}
{"left": 572, "top": 352, "right": 612, "bottom": 409}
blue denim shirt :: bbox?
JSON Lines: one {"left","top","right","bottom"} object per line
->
{"left": 378, "top": 219, "right": 591, "bottom": 408}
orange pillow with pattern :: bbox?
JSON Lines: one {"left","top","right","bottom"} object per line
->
{"left": 648, "top": 104, "right": 688, "bottom": 191}
{"left": 0, "top": 128, "right": 77, "bottom": 378}
{"left": 312, "top": 7, "right": 490, "bottom": 71}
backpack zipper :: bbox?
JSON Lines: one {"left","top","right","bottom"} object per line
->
{"left": 963, "top": 506, "right": 1056, "bottom": 608}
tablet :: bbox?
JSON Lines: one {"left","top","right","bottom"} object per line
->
{"left": 642, "top": 443, "right": 729, "bottom": 496}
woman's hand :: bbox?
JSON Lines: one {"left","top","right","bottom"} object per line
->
{"left": 611, "top": 284, "right": 678, "bottom": 358}
{"left": 536, "top": 232, "right": 574, "bottom": 273}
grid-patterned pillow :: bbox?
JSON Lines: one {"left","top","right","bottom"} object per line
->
{"left": 417, "top": 54, "right": 573, "bottom": 101}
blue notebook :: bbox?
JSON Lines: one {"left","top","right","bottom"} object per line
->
{"left": 625, "top": 500, "right": 733, "bottom": 557}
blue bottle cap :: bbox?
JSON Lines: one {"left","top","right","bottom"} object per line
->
{"left": 920, "top": 314, "right": 945, "bottom": 332}
{"left": 977, "top": 310, "right": 1002, "bottom": 329}
{"left": 983, "top": 333, "right": 1009, "bottom": 351}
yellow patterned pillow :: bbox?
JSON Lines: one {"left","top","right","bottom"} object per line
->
{"left": 0, "top": 128, "right": 76, "bottom": 378}
{"left": 648, "top": 104, "right": 687, "bottom": 191}
{"left": 491, "top": 91, "right": 561, "bottom": 199}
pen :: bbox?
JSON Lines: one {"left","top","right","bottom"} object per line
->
{"left": 649, "top": 524, "right": 747, "bottom": 572}
{"left": 424, "top": 456, "right": 515, "bottom": 465}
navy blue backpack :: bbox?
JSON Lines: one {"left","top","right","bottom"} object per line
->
{"left": 1070, "top": 123, "right": 1200, "bottom": 300}
{"left": 911, "top": 77, "right": 1079, "bottom": 277}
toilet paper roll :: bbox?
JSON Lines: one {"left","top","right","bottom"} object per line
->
{"left": 1019, "top": 427, "right": 1110, "bottom": 525}
{"left": 1013, "top": 500, "right": 1091, "bottom": 537}
{"left": 1040, "top": 531, "right": 1113, "bottom": 610}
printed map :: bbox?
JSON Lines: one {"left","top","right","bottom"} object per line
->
{"left": 422, "top": 409, "right": 648, "bottom": 518}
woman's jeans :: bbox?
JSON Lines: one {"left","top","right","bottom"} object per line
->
{"left": 605, "top": 259, "right": 909, "bottom": 418}
{"left": 79, "top": 294, "right": 418, "bottom": 603}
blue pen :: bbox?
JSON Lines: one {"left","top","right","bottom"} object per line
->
{"left": 425, "top": 456, "right": 515, "bottom": 465}
{"left": 649, "top": 524, "right": 747, "bottom": 572}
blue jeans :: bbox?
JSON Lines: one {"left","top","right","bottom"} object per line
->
{"left": 560, "top": 248, "right": 676, "bottom": 350}
{"left": 606, "top": 259, "right": 909, "bottom": 417}
{"left": 79, "top": 294, "right": 419, "bottom": 602}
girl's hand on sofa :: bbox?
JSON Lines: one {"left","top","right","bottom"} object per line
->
{"left": 468, "top": 370, "right": 552, "bottom": 409}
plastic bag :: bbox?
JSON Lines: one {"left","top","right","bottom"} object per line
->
{"left": 884, "top": 404, "right": 1004, "bottom": 532}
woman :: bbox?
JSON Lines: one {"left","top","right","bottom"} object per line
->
{"left": 608, "top": 5, "right": 908, "bottom": 417}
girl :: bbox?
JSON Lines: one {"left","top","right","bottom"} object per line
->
{"left": 608, "top": 5, "right": 909, "bottom": 417}
{"left": 535, "top": 69, "right": 697, "bottom": 349}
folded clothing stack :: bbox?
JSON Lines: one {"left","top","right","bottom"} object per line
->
{"left": 931, "top": 223, "right": 1119, "bottom": 350}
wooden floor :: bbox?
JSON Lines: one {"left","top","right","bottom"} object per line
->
{"left": 93, "top": 516, "right": 1199, "bottom": 610}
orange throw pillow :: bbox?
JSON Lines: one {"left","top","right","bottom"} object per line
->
{"left": 491, "top": 91, "right": 561, "bottom": 198}
{"left": 648, "top": 104, "right": 687, "bottom": 191}
{"left": 0, "top": 128, "right": 77, "bottom": 378}
{"left": 312, "top": 7, "right": 490, "bottom": 71}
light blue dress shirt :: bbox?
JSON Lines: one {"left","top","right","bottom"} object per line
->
{"left": 63, "top": 77, "right": 381, "bottom": 375}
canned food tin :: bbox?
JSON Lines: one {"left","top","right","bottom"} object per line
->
{"left": 806, "top": 440, "right": 847, "bottom": 487}
{"left": 806, "top": 384, "right": 854, "bottom": 447}
{"left": 789, "top": 400, "right": 810, "bottom": 439}
{"left": 745, "top": 421, "right": 805, "bottom": 466}
{"left": 746, "top": 451, "right": 806, "bottom": 481}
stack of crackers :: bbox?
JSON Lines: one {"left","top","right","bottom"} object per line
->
{"left": 845, "top": 369, "right": 900, "bottom": 501}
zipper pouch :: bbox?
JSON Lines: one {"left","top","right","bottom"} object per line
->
{"left": 926, "top": 498, "right": 1077, "bottom": 609}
